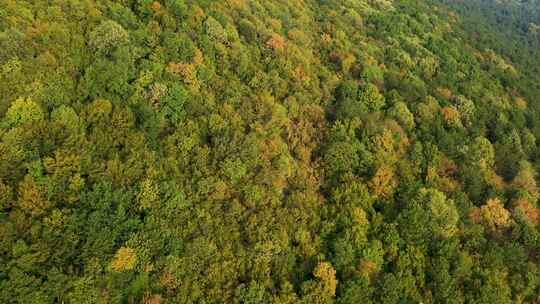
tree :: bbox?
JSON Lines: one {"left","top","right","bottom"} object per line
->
{"left": 0, "top": 179, "right": 13, "bottom": 211}
{"left": 419, "top": 188, "right": 459, "bottom": 239}
{"left": 51, "top": 105, "right": 81, "bottom": 132}
{"left": 136, "top": 178, "right": 159, "bottom": 211}
{"left": 469, "top": 198, "right": 512, "bottom": 233}
{"left": 266, "top": 33, "right": 286, "bottom": 51}
{"left": 359, "top": 84, "right": 386, "bottom": 113}
{"left": 5, "top": 97, "right": 44, "bottom": 127}
{"left": 512, "top": 197, "right": 539, "bottom": 226}
{"left": 388, "top": 101, "right": 415, "bottom": 130}
{"left": 89, "top": 20, "right": 129, "bottom": 54}
{"left": 511, "top": 161, "right": 539, "bottom": 198}
{"left": 205, "top": 16, "right": 227, "bottom": 43}
{"left": 369, "top": 165, "right": 396, "bottom": 199}
{"left": 399, "top": 188, "right": 460, "bottom": 245}
{"left": 110, "top": 247, "right": 137, "bottom": 272}
{"left": 300, "top": 262, "right": 337, "bottom": 304}
{"left": 466, "top": 137, "right": 495, "bottom": 171}
{"left": 314, "top": 262, "right": 338, "bottom": 297}
{"left": 455, "top": 95, "right": 475, "bottom": 127}
{"left": 421, "top": 188, "right": 459, "bottom": 239}
{"left": 441, "top": 106, "right": 462, "bottom": 128}
{"left": 335, "top": 82, "right": 385, "bottom": 119}
{"left": 17, "top": 175, "right": 52, "bottom": 217}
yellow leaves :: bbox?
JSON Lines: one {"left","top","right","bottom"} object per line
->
{"left": 268, "top": 18, "right": 283, "bottom": 32}
{"left": 384, "top": 119, "right": 410, "bottom": 150}
{"left": 388, "top": 102, "right": 415, "bottom": 130}
{"left": 485, "top": 170, "right": 506, "bottom": 191}
{"left": 421, "top": 188, "right": 459, "bottom": 238}
{"left": 89, "top": 20, "right": 129, "bottom": 54}
{"left": 328, "top": 51, "right": 357, "bottom": 73}
{"left": 43, "top": 209, "right": 68, "bottom": 229}
{"left": 105, "top": 158, "right": 123, "bottom": 187}
{"left": 192, "top": 5, "right": 205, "bottom": 21}
{"left": 266, "top": 33, "right": 286, "bottom": 51}
{"left": 417, "top": 96, "right": 440, "bottom": 123}
{"left": 248, "top": 95, "right": 295, "bottom": 193}
{"left": 370, "top": 125, "right": 406, "bottom": 166}
{"left": 6, "top": 97, "right": 44, "bottom": 127}
{"left": 469, "top": 137, "right": 495, "bottom": 171}
{"left": 167, "top": 48, "right": 204, "bottom": 90}
{"left": 469, "top": 198, "right": 512, "bottom": 232}
{"left": 227, "top": 0, "right": 247, "bottom": 9}
{"left": 286, "top": 102, "right": 326, "bottom": 160}
{"left": 515, "top": 96, "right": 528, "bottom": 110}
{"left": 0, "top": 180, "right": 13, "bottom": 210}
{"left": 158, "top": 271, "right": 176, "bottom": 290}
{"left": 86, "top": 99, "right": 112, "bottom": 123}
{"left": 419, "top": 56, "right": 439, "bottom": 79}
{"left": 211, "top": 180, "right": 230, "bottom": 201}
{"left": 142, "top": 294, "right": 163, "bottom": 304}
{"left": 369, "top": 165, "right": 396, "bottom": 199}
{"left": 167, "top": 62, "right": 199, "bottom": 89}
{"left": 193, "top": 48, "right": 204, "bottom": 66}
{"left": 436, "top": 87, "right": 453, "bottom": 99}
{"left": 513, "top": 197, "right": 539, "bottom": 225}
{"left": 43, "top": 151, "right": 81, "bottom": 178}
{"left": 358, "top": 258, "right": 378, "bottom": 278}
{"left": 321, "top": 33, "right": 332, "bottom": 43}
{"left": 18, "top": 175, "right": 51, "bottom": 217}
{"left": 137, "top": 178, "right": 160, "bottom": 210}
{"left": 351, "top": 207, "right": 369, "bottom": 226}
{"left": 110, "top": 247, "right": 136, "bottom": 272}
{"left": 26, "top": 19, "right": 50, "bottom": 40}
{"left": 1, "top": 58, "right": 22, "bottom": 78}
{"left": 426, "top": 157, "right": 460, "bottom": 193}
{"left": 150, "top": 1, "right": 162, "bottom": 11}
{"left": 288, "top": 28, "right": 309, "bottom": 45}
{"left": 373, "top": 128, "right": 394, "bottom": 156}
{"left": 314, "top": 262, "right": 337, "bottom": 296}
{"left": 293, "top": 66, "right": 311, "bottom": 85}
{"left": 441, "top": 106, "right": 462, "bottom": 127}
{"left": 43, "top": 150, "right": 84, "bottom": 203}
{"left": 483, "top": 49, "right": 518, "bottom": 77}
{"left": 67, "top": 174, "right": 85, "bottom": 204}
{"left": 512, "top": 162, "right": 539, "bottom": 198}
{"left": 340, "top": 53, "right": 356, "bottom": 73}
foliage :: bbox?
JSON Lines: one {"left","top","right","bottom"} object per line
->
{"left": 1, "top": 0, "right": 540, "bottom": 302}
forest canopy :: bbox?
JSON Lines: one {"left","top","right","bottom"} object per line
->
{"left": 1, "top": 0, "right": 540, "bottom": 303}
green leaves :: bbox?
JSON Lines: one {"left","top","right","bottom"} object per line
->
{"left": 5, "top": 98, "right": 44, "bottom": 127}
{"left": 335, "top": 82, "right": 385, "bottom": 120}
{"left": 1, "top": 0, "right": 540, "bottom": 303}
{"left": 88, "top": 20, "right": 129, "bottom": 55}
{"left": 399, "top": 188, "right": 459, "bottom": 243}
{"left": 205, "top": 16, "right": 227, "bottom": 43}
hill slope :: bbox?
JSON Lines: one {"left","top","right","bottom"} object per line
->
{"left": 1, "top": 0, "right": 540, "bottom": 302}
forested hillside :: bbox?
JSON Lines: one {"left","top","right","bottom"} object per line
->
{"left": 1, "top": 0, "right": 540, "bottom": 303}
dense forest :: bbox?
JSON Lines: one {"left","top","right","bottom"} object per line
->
{"left": 1, "top": 0, "right": 540, "bottom": 303}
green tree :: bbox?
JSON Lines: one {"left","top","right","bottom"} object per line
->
{"left": 88, "top": 20, "right": 129, "bottom": 54}
{"left": 5, "top": 98, "right": 44, "bottom": 127}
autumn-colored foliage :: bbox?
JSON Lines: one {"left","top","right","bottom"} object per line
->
{"left": 314, "top": 262, "right": 338, "bottom": 296}
{"left": 513, "top": 197, "right": 539, "bottom": 225}
{"left": 369, "top": 165, "right": 397, "bottom": 199}
{"left": 3, "top": 0, "right": 540, "bottom": 303}
{"left": 110, "top": 247, "right": 137, "bottom": 272}
{"left": 470, "top": 198, "right": 512, "bottom": 232}
{"left": 266, "top": 33, "right": 286, "bottom": 51}
{"left": 441, "top": 106, "right": 461, "bottom": 127}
